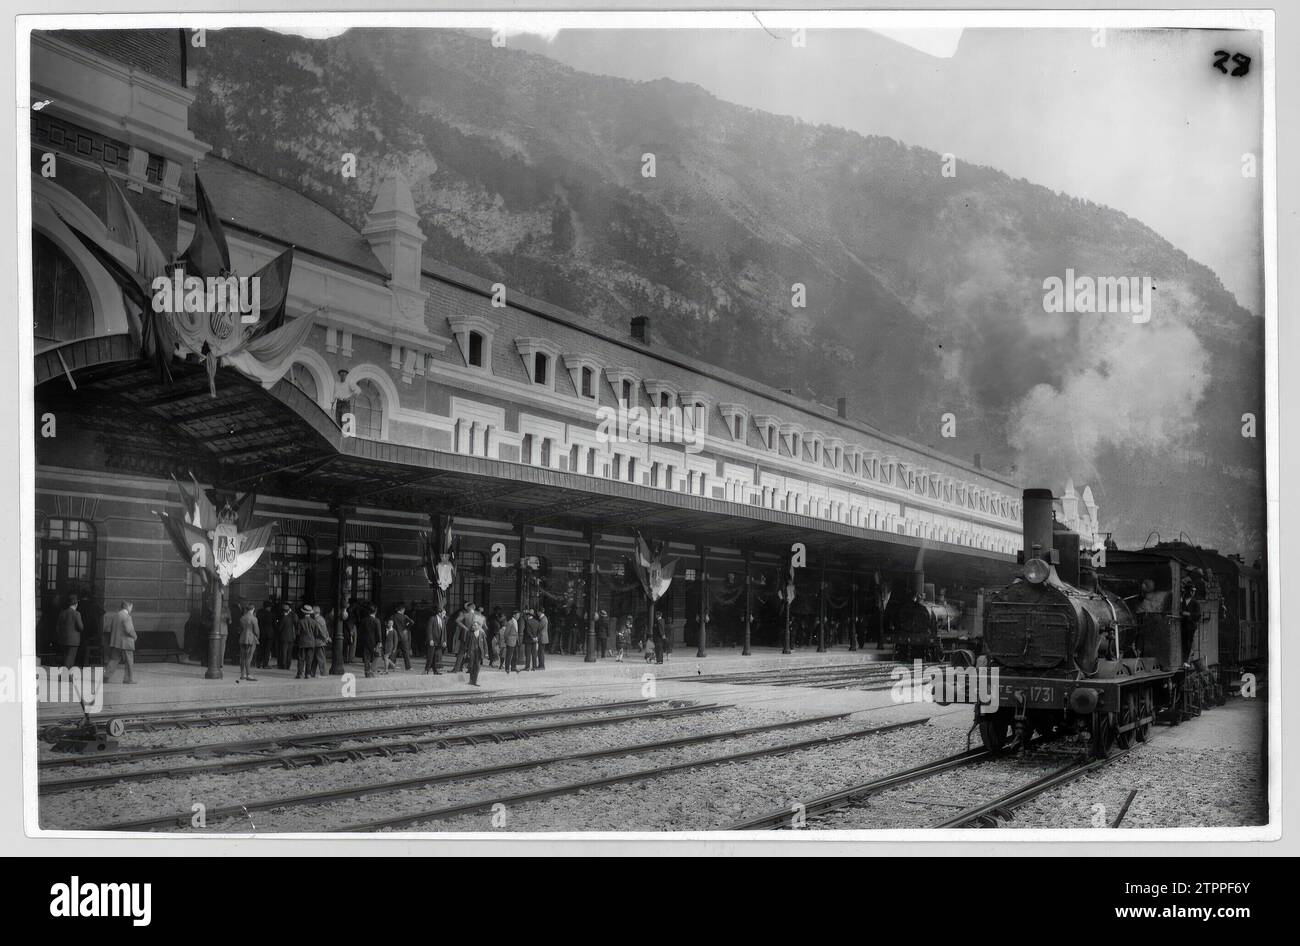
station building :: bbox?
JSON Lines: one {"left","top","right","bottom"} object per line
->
{"left": 31, "top": 28, "right": 1027, "bottom": 667}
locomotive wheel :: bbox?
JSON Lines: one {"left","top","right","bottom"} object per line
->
{"left": 978, "top": 714, "right": 1012, "bottom": 753}
{"left": 1136, "top": 690, "right": 1152, "bottom": 743}
{"left": 1091, "top": 713, "right": 1117, "bottom": 759}
{"left": 1116, "top": 695, "right": 1135, "bottom": 750}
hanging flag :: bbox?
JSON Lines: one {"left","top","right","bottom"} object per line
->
{"left": 246, "top": 246, "right": 294, "bottom": 338}
{"left": 102, "top": 167, "right": 170, "bottom": 285}
{"left": 631, "top": 530, "right": 677, "bottom": 602}
{"left": 778, "top": 551, "right": 797, "bottom": 606}
{"left": 55, "top": 209, "right": 176, "bottom": 383}
{"left": 155, "top": 494, "right": 275, "bottom": 588}
{"left": 182, "top": 175, "right": 231, "bottom": 277}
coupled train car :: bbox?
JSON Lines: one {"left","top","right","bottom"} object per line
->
{"left": 940, "top": 488, "right": 1241, "bottom": 758}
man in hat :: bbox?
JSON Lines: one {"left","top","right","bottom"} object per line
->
{"left": 424, "top": 605, "right": 447, "bottom": 674}
{"left": 105, "top": 600, "right": 137, "bottom": 684}
{"left": 277, "top": 602, "right": 296, "bottom": 670}
{"left": 56, "top": 593, "right": 83, "bottom": 668}
{"left": 358, "top": 602, "right": 381, "bottom": 678}
{"left": 467, "top": 617, "right": 488, "bottom": 686}
{"left": 311, "top": 605, "right": 331, "bottom": 677}
{"left": 535, "top": 607, "right": 549, "bottom": 669}
{"left": 522, "top": 609, "right": 540, "bottom": 671}
{"left": 391, "top": 604, "right": 414, "bottom": 671}
{"left": 502, "top": 610, "right": 520, "bottom": 672}
{"left": 294, "top": 604, "right": 317, "bottom": 678}
{"left": 595, "top": 610, "right": 609, "bottom": 659}
{"left": 239, "top": 601, "right": 260, "bottom": 682}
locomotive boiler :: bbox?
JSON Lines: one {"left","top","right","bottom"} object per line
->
{"left": 943, "top": 488, "right": 1203, "bottom": 758}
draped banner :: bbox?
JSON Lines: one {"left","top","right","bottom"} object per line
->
{"left": 419, "top": 515, "right": 457, "bottom": 609}
{"left": 630, "top": 530, "right": 677, "bottom": 602}
{"left": 62, "top": 165, "right": 314, "bottom": 396}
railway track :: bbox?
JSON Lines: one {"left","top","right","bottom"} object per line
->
{"left": 89, "top": 711, "right": 857, "bottom": 831}
{"left": 39, "top": 690, "right": 551, "bottom": 737}
{"left": 694, "top": 660, "right": 943, "bottom": 683}
{"left": 39, "top": 701, "right": 724, "bottom": 794}
{"left": 727, "top": 741, "right": 1131, "bottom": 830}
{"left": 37, "top": 698, "right": 684, "bottom": 772}
{"left": 336, "top": 716, "right": 931, "bottom": 832}
{"left": 933, "top": 749, "right": 1132, "bottom": 828}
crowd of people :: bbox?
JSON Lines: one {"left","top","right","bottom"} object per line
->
{"left": 49, "top": 588, "right": 882, "bottom": 684}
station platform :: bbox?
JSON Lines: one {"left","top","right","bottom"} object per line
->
{"left": 35, "top": 645, "right": 901, "bottom": 718}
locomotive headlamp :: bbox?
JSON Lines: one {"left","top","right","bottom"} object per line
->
{"left": 1024, "top": 558, "right": 1051, "bottom": 584}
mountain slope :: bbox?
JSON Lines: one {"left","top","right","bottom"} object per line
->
{"left": 188, "top": 27, "right": 1266, "bottom": 556}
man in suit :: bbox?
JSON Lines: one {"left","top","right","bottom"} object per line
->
{"left": 239, "top": 601, "right": 260, "bottom": 682}
{"left": 467, "top": 619, "right": 487, "bottom": 687}
{"left": 522, "top": 610, "right": 540, "bottom": 671}
{"left": 294, "top": 604, "right": 318, "bottom": 678}
{"left": 424, "top": 606, "right": 447, "bottom": 674}
{"left": 391, "top": 604, "right": 414, "bottom": 671}
{"left": 452, "top": 604, "right": 474, "bottom": 673}
{"left": 535, "top": 608, "right": 549, "bottom": 669}
{"left": 595, "top": 610, "right": 609, "bottom": 659}
{"left": 105, "top": 600, "right": 138, "bottom": 684}
{"left": 358, "top": 602, "right": 382, "bottom": 678}
{"left": 56, "top": 594, "right": 83, "bottom": 668}
{"left": 502, "top": 611, "right": 520, "bottom": 672}
{"left": 277, "top": 603, "right": 296, "bottom": 670}
{"left": 256, "top": 600, "right": 275, "bottom": 669}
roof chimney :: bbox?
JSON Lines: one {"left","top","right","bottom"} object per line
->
{"left": 973, "top": 452, "right": 982, "bottom": 469}
{"left": 631, "top": 315, "right": 649, "bottom": 343}
{"left": 836, "top": 396, "right": 849, "bottom": 418}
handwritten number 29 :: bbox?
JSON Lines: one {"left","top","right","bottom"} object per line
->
{"left": 1213, "top": 51, "right": 1250, "bottom": 77}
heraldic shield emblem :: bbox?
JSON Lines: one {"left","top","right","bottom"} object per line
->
{"left": 213, "top": 517, "right": 240, "bottom": 584}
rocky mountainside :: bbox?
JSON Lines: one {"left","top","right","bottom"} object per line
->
{"left": 188, "top": 28, "right": 1266, "bottom": 556}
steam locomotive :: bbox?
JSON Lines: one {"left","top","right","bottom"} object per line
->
{"left": 942, "top": 488, "right": 1242, "bottom": 758}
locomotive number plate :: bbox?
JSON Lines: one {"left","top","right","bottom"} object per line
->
{"left": 998, "top": 683, "right": 1060, "bottom": 705}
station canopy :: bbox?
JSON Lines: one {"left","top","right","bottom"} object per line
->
{"left": 36, "top": 335, "right": 1016, "bottom": 582}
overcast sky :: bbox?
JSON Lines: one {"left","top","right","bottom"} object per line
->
{"left": 511, "top": 27, "right": 1264, "bottom": 315}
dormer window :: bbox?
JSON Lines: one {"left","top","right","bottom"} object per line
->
{"left": 516, "top": 337, "right": 562, "bottom": 389}
{"left": 563, "top": 354, "right": 601, "bottom": 401}
{"left": 719, "top": 403, "right": 749, "bottom": 443}
{"left": 448, "top": 314, "right": 496, "bottom": 372}
{"left": 621, "top": 379, "right": 632, "bottom": 403}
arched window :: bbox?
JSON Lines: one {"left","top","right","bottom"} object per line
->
{"left": 343, "top": 541, "right": 381, "bottom": 604}
{"left": 468, "top": 331, "right": 485, "bottom": 367}
{"left": 352, "top": 379, "right": 384, "bottom": 439}
{"left": 34, "top": 232, "right": 95, "bottom": 345}
{"left": 286, "top": 363, "right": 319, "bottom": 404}
{"left": 534, "top": 352, "right": 549, "bottom": 386}
{"left": 581, "top": 366, "right": 595, "bottom": 397}
{"left": 268, "top": 534, "right": 315, "bottom": 606}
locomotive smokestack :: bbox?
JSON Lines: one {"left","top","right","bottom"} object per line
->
{"left": 1022, "top": 488, "right": 1055, "bottom": 560}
